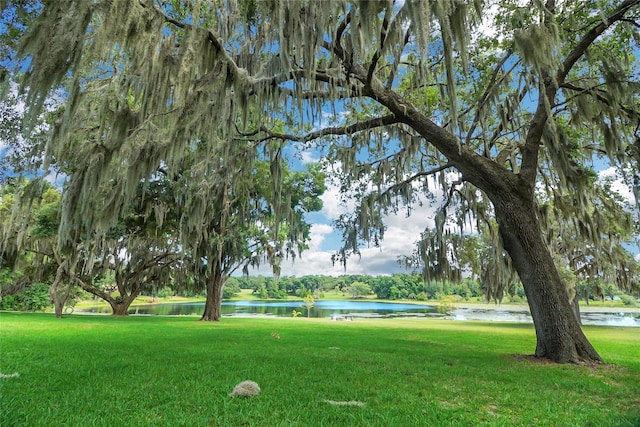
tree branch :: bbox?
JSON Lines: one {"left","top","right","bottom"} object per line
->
{"left": 559, "top": 0, "right": 640, "bottom": 83}
{"left": 330, "top": 12, "right": 351, "bottom": 62}
{"left": 249, "top": 114, "right": 401, "bottom": 143}
{"left": 520, "top": 0, "right": 640, "bottom": 184}
{"left": 275, "top": 86, "right": 359, "bottom": 101}
{"left": 76, "top": 276, "right": 115, "bottom": 304}
{"left": 379, "top": 163, "right": 454, "bottom": 199}
{"left": 386, "top": 26, "right": 412, "bottom": 89}
{"left": 464, "top": 49, "right": 517, "bottom": 146}
{"left": 367, "top": 7, "right": 391, "bottom": 84}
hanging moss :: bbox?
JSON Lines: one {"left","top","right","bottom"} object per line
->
{"left": 8, "top": 0, "right": 639, "bottom": 302}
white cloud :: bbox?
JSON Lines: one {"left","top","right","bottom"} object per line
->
{"left": 248, "top": 245, "right": 411, "bottom": 277}
{"left": 246, "top": 171, "right": 461, "bottom": 277}
{"left": 299, "top": 150, "right": 319, "bottom": 164}
{"left": 318, "top": 183, "right": 352, "bottom": 219}
{"left": 598, "top": 167, "right": 635, "bottom": 205}
{"left": 475, "top": 1, "right": 502, "bottom": 40}
{"left": 307, "top": 223, "right": 333, "bottom": 251}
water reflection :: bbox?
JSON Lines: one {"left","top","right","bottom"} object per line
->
{"left": 449, "top": 308, "right": 640, "bottom": 327}
{"left": 79, "top": 300, "right": 640, "bottom": 326}
{"left": 85, "top": 300, "right": 443, "bottom": 318}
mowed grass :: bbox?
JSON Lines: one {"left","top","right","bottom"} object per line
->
{"left": 0, "top": 313, "right": 639, "bottom": 426}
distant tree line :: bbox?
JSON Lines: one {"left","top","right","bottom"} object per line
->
{"left": 151, "top": 272, "right": 634, "bottom": 306}
{"left": 226, "top": 273, "right": 520, "bottom": 302}
{"left": 5, "top": 268, "right": 639, "bottom": 314}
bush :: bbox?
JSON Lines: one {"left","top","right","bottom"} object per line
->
{"left": 157, "top": 286, "right": 175, "bottom": 298}
{"left": 223, "top": 281, "right": 241, "bottom": 299}
{"left": 0, "top": 295, "right": 19, "bottom": 310}
{"left": 438, "top": 295, "right": 458, "bottom": 313}
{"left": 267, "top": 287, "right": 287, "bottom": 299}
{"left": 257, "top": 284, "right": 268, "bottom": 299}
{"left": 0, "top": 283, "right": 52, "bottom": 312}
{"left": 619, "top": 294, "right": 637, "bottom": 306}
{"left": 415, "top": 292, "right": 428, "bottom": 301}
{"left": 506, "top": 294, "right": 524, "bottom": 304}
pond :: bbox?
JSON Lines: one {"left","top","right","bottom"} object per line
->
{"left": 80, "top": 300, "right": 640, "bottom": 327}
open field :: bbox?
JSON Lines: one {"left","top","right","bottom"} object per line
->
{"left": 1, "top": 313, "right": 639, "bottom": 426}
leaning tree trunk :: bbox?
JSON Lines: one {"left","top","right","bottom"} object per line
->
{"left": 201, "top": 269, "right": 225, "bottom": 321}
{"left": 571, "top": 294, "right": 582, "bottom": 325}
{"left": 76, "top": 278, "right": 133, "bottom": 316}
{"left": 53, "top": 295, "right": 66, "bottom": 318}
{"left": 50, "top": 263, "right": 72, "bottom": 318}
{"left": 491, "top": 187, "right": 601, "bottom": 363}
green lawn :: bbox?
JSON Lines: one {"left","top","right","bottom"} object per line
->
{"left": 1, "top": 313, "right": 639, "bottom": 426}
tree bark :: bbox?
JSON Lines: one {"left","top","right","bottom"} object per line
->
{"left": 107, "top": 292, "right": 141, "bottom": 316}
{"left": 53, "top": 297, "right": 65, "bottom": 318}
{"left": 50, "top": 263, "right": 71, "bottom": 319}
{"left": 201, "top": 268, "right": 224, "bottom": 321}
{"left": 109, "top": 301, "right": 130, "bottom": 316}
{"left": 490, "top": 183, "right": 601, "bottom": 363}
{"left": 571, "top": 294, "right": 582, "bottom": 326}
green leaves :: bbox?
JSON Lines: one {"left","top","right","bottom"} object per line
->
{"left": 4, "top": 0, "right": 639, "bottom": 317}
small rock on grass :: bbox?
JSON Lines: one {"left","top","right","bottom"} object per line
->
{"left": 323, "top": 399, "right": 365, "bottom": 407}
{"left": 0, "top": 372, "right": 19, "bottom": 379}
{"left": 229, "top": 380, "right": 261, "bottom": 397}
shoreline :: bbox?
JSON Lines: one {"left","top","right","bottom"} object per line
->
{"left": 71, "top": 287, "right": 639, "bottom": 315}
{"left": 451, "top": 302, "right": 640, "bottom": 313}
{"left": 73, "top": 298, "right": 640, "bottom": 315}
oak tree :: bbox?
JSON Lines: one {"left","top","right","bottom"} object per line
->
{"left": 8, "top": 0, "right": 640, "bottom": 362}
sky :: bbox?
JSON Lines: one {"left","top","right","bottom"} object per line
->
{"left": 248, "top": 172, "right": 441, "bottom": 277}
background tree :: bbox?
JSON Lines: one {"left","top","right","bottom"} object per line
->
{"left": 175, "top": 141, "right": 326, "bottom": 320}
{"left": 0, "top": 179, "right": 80, "bottom": 317}
{"left": 7, "top": 0, "right": 640, "bottom": 362}
{"left": 348, "top": 281, "right": 372, "bottom": 299}
{"left": 303, "top": 293, "right": 314, "bottom": 318}
{"left": 75, "top": 178, "right": 182, "bottom": 316}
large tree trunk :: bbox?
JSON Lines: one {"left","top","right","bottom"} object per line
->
{"left": 491, "top": 186, "right": 601, "bottom": 363}
{"left": 109, "top": 301, "right": 130, "bottom": 316}
{"left": 107, "top": 292, "right": 140, "bottom": 316}
{"left": 53, "top": 297, "right": 65, "bottom": 318}
{"left": 201, "top": 269, "right": 224, "bottom": 321}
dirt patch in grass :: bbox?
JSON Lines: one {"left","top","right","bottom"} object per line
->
{"left": 512, "top": 354, "right": 557, "bottom": 365}
{"left": 512, "top": 354, "right": 622, "bottom": 370}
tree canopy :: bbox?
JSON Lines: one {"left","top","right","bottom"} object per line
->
{"left": 3, "top": 0, "right": 640, "bottom": 362}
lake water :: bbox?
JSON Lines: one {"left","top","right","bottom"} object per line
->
{"left": 80, "top": 300, "right": 640, "bottom": 327}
